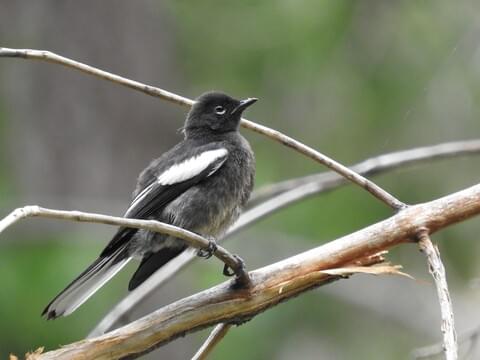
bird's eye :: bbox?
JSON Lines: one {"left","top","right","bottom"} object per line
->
{"left": 215, "top": 106, "right": 226, "bottom": 115}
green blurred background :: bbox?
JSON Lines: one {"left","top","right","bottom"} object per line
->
{"left": 1, "top": 1, "right": 480, "bottom": 359}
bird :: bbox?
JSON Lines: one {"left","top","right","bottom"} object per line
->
{"left": 42, "top": 91, "right": 257, "bottom": 319}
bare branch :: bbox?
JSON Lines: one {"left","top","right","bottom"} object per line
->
{"left": 3, "top": 46, "right": 478, "bottom": 357}
{"left": 0, "top": 206, "right": 250, "bottom": 286}
{"left": 34, "top": 183, "right": 480, "bottom": 359}
{"left": 191, "top": 323, "right": 232, "bottom": 360}
{"left": 0, "top": 48, "right": 193, "bottom": 108}
{"left": 417, "top": 230, "right": 458, "bottom": 360}
{"left": 251, "top": 139, "right": 480, "bottom": 204}
{"left": 89, "top": 140, "right": 480, "bottom": 337}
{"left": 239, "top": 119, "right": 406, "bottom": 210}
{"left": 0, "top": 47, "right": 404, "bottom": 210}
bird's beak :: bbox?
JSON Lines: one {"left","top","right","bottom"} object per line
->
{"left": 231, "top": 97, "right": 258, "bottom": 115}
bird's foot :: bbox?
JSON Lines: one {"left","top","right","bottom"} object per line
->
{"left": 197, "top": 237, "right": 218, "bottom": 259}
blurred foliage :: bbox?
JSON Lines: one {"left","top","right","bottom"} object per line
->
{"left": 0, "top": 100, "right": 13, "bottom": 207}
{"left": 0, "top": 239, "right": 130, "bottom": 356}
{"left": 1, "top": 0, "right": 480, "bottom": 359}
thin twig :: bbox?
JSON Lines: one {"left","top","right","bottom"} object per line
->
{"left": 33, "top": 183, "right": 480, "bottom": 359}
{"left": 0, "top": 48, "right": 193, "bottom": 108}
{"left": 0, "top": 47, "right": 404, "bottom": 210}
{"left": 417, "top": 229, "right": 458, "bottom": 360}
{"left": 0, "top": 205, "right": 250, "bottom": 286}
{"left": 88, "top": 139, "right": 480, "bottom": 337}
{"left": 413, "top": 325, "right": 480, "bottom": 359}
{"left": 191, "top": 324, "right": 232, "bottom": 360}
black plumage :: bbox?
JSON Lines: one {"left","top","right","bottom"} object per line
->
{"left": 42, "top": 91, "right": 256, "bottom": 319}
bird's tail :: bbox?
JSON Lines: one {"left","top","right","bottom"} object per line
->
{"left": 128, "top": 245, "right": 187, "bottom": 290}
{"left": 42, "top": 244, "right": 131, "bottom": 319}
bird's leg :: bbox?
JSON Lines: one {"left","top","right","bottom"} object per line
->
{"left": 197, "top": 236, "right": 218, "bottom": 259}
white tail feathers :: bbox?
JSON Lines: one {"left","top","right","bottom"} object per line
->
{"left": 43, "top": 248, "right": 131, "bottom": 319}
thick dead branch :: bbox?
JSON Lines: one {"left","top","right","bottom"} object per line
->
{"left": 191, "top": 323, "right": 232, "bottom": 360}
{"left": 417, "top": 230, "right": 458, "bottom": 360}
{"left": 0, "top": 47, "right": 404, "bottom": 210}
{"left": 88, "top": 139, "right": 480, "bottom": 337}
{"left": 32, "top": 183, "right": 480, "bottom": 359}
{"left": 0, "top": 206, "right": 250, "bottom": 286}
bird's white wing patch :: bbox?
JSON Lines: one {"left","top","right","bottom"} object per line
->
{"left": 126, "top": 181, "right": 156, "bottom": 216}
{"left": 158, "top": 148, "right": 228, "bottom": 185}
{"left": 124, "top": 148, "right": 228, "bottom": 217}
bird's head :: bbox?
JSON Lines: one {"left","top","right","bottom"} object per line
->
{"left": 184, "top": 91, "right": 257, "bottom": 137}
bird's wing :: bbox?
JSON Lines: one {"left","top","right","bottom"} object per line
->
{"left": 100, "top": 145, "right": 228, "bottom": 257}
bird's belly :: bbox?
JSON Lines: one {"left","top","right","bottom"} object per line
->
{"left": 129, "top": 186, "right": 242, "bottom": 259}
{"left": 164, "top": 184, "right": 241, "bottom": 238}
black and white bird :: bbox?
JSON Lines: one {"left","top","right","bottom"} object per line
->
{"left": 42, "top": 91, "right": 257, "bottom": 319}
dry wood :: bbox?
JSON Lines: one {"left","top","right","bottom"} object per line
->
{"left": 1, "top": 46, "right": 475, "bottom": 360}
{"left": 89, "top": 139, "right": 480, "bottom": 337}
{"left": 30, "top": 183, "right": 480, "bottom": 359}
{"left": 418, "top": 231, "right": 458, "bottom": 360}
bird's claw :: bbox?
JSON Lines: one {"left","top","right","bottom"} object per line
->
{"left": 223, "top": 254, "right": 245, "bottom": 277}
{"left": 197, "top": 237, "right": 218, "bottom": 259}
{"left": 223, "top": 264, "right": 235, "bottom": 276}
